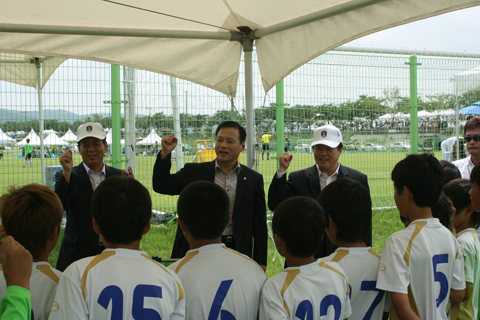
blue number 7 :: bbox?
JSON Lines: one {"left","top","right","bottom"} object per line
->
{"left": 208, "top": 280, "right": 235, "bottom": 320}
{"left": 360, "top": 281, "right": 385, "bottom": 320}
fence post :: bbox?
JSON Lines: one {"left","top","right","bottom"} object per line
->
{"left": 275, "top": 80, "right": 285, "bottom": 170}
{"left": 406, "top": 55, "right": 420, "bottom": 154}
{"left": 111, "top": 64, "right": 122, "bottom": 169}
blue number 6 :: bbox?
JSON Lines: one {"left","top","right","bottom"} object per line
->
{"left": 432, "top": 254, "right": 449, "bottom": 307}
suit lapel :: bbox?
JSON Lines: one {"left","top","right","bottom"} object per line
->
{"left": 307, "top": 165, "right": 321, "bottom": 198}
{"left": 233, "top": 165, "right": 247, "bottom": 212}
{"left": 337, "top": 163, "right": 347, "bottom": 179}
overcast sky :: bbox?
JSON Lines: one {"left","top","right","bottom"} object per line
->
{"left": 348, "top": 5, "right": 480, "bottom": 52}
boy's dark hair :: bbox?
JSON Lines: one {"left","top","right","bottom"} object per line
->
{"left": 318, "top": 179, "right": 372, "bottom": 243}
{"left": 272, "top": 196, "right": 325, "bottom": 258}
{"left": 0, "top": 184, "right": 63, "bottom": 259}
{"left": 432, "top": 193, "right": 452, "bottom": 229}
{"left": 391, "top": 154, "right": 444, "bottom": 208}
{"left": 444, "top": 178, "right": 480, "bottom": 228}
{"left": 463, "top": 117, "right": 480, "bottom": 136}
{"left": 215, "top": 121, "right": 246, "bottom": 143}
{"left": 470, "top": 163, "right": 480, "bottom": 186}
{"left": 26, "top": 139, "right": 30, "bottom": 143}
{"left": 92, "top": 176, "right": 151, "bottom": 245}
{"left": 439, "top": 160, "right": 461, "bottom": 185}
{"left": 177, "top": 181, "right": 230, "bottom": 240}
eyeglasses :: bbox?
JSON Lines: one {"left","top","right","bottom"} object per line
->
{"left": 465, "top": 136, "right": 480, "bottom": 142}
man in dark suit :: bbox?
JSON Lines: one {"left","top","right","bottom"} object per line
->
{"left": 268, "top": 124, "right": 371, "bottom": 258}
{"left": 55, "top": 122, "right": 133, "bottom": 271}
{"left": 153, "top": 121, "right": 267, "bottom": 270}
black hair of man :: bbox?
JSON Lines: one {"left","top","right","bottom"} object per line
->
{"left": 439, "top": 160, "right": 461, "bottom": 185}
{"left": 444, "top": 178, "right": 480, "bottom": 228}
{"left": 471, "top": 162, "right": 480, "bottom": 186}
{"left": 215, "top": 121, "right": 246, "bottom": 143}
{"left": 177, "top": 181, "right": 230, "bottom": 240}
{"left": 272, "top": 196, "right": 326, "bottom": 258}
{"left": 463, "top": 117, "right": 480, "bottom": 136}
{"left": 432, "top": 193, "right": 452, "bottom": 229}
{"left": 391, "top": 154, "right": 444, "bottom": 208}
{"left": 318, "top": 179, "right": 371, "bottom": 243}
{"left": 91, "top": 176, "right": 152, "bottom": 245}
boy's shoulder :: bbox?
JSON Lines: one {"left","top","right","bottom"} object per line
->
{"left": 322, "top": 247, "right": 380, "bottom": 263}
{"left": 169, "top": 243, "right": 264, "bottom": 275}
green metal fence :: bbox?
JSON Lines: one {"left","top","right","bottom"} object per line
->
{"left": 1, "top": 50, "right": 479, "bottom": 212}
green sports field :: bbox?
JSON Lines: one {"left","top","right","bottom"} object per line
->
{"left": 1, "top": 148, "right": 434, "bottom": 277}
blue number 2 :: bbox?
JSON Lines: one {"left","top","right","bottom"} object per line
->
{"left": 97, "top": 284, "right": 163, "bottom": 319}
{"left": 360, "top": 281, "right": 385, "bottom": 320}
{"left": 208, "top": 280, "right": 235, "bottom": 320}
{"left": 295, "top": 295, "right": 341, "bottom": 320}
{"left": 432, "top": 254, "right": 449, "bottom": 307}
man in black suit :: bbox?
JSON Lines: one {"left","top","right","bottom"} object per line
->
{"left": 268, "top": 124, "right": 371, "bottom": 258}
{"left": 153, "top": 121, "right": 267, "bottom": 270}
{"left": 55, "top": 122, "right": 133, "bottom": 271}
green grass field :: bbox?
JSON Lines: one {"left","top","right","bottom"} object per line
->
{"left": 2, "top": 148, "right": 420, "bottom": 277}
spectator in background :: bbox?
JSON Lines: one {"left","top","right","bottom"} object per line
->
{"left": 454, "top": 117, "right": 480, "bottom": 179}
{"left": 23, "top": 139, "right": 33, "bottom": 168}
{"left": 261, "top": 133, "right": 273, "bottom": 160}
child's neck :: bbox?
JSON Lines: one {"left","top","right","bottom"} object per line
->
{"left": 455, "top": 218, "right": 473, "bottom": 234}
{"left": 404, "top": 206, "right": 433, "bottom": 223}
{"left": 335, "top": 241, "right": 367, "bottom": 248}
{"left": 188, "top": 238, "right": 222, "bottom": 250}
{"left": 104, "top": 239, "right": 141, "bottom": 251}
{"left": 285, "top": 256, "right": 317, "bottom": 268}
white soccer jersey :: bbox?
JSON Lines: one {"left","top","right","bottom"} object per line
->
{"left": 49, "top": 248, "right": 185, "bottom": 320}
{"left": 168, "top": 243, "right": 266, "bottom": 320}
{"left": 321, "top": 247, "right": 389, "bottom": 320}
{"left": 0, "top": 261, "right": 61, "bottom": 320}
{"left": 376, "top": 218, "right": 465, "bottom": 320}
{"left": 452, "top": 229, "right": 480, "bottom": 319}
{"left": 260, "top": 260, "right": 352, "bottom": 320}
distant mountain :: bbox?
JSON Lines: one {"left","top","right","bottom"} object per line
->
{"left": 0, "top": 108, "right": 146, "bottom": 124}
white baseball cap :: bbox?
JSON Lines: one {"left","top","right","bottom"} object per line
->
{"left": 77, "top": 122, "right": 106, "bottom": 142}
{"left": 311, "top": 125, "right": 342, "bottom": 148}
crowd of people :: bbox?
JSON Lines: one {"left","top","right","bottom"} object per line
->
{"left": 0, "top": 117, "right": 479, "bottom": 319}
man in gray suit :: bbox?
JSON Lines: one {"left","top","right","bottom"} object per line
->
{"left": 268, "top": 124, "right": 370, "bottom": 257}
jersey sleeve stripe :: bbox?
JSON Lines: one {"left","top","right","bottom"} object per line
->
{"left": 368, "top": 249, "right": 381, "bottom": 259}
{"left": 141, "top": 254, "right": 185, "bottom": 301}
{"left": 403, "top": 221, "right": 427, "bottom": 267}
{"left": 81, "top": 250, "right": 116, "bottom": 300}
{"left": 281, "top": 269, "right": 301, "bottom": 317}
{"left": 224, "top": 247, "right": 265, "bottom": 272}
{"left": 36, "top": 265, "right": 60, "bottom": 284}
{"left": 318, "top": 261, "right": 350, "bottom": 295}
{"left": 331, "top": 250, "right": 349, "bottom": 263}
{"left": 468, "top": 230, "right": 478, "bottom": 264}
{"left": 174, "top": 251, "right": 199, "bottom": 274}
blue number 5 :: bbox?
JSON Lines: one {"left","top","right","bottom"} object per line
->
{"left": 208, "top": 280, "right": 235, "bottom": 320}
{"left": 432, "top": 254, "right": 449, "bottom": 307}
{"left": 360, "top": 281, "right": 385, "bottom": 320}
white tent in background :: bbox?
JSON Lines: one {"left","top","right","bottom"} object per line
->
{"left": 138, "top": 130, "right": 162, "bottom": 146}
{"left": 16, "top": 129, "right": 42, "bottom": 146}
{"left": 417, "top": 110, "right": 434, "bottom": 118}
{"left": 378, "top": 113, "right": 394, "bottom": 120}
{"left": 43, "top": 129, "right": 57, "bottom": 136}
{"left": 0, "top": 128, "right": 15, "bottom": 143}
{"left": 43, "top": 133, "right": 68, "bottom": 146}
{"left": 105, "top": 130, "right": 125, "bottom": 146}
{"left": 394, "top": 112, "right": 410, "bottom": 119}
{"left": 61, "top": 129, "right": 77, "bottom": 142}
{"left": 433, "top": 109, "right": 456, "bottom": 117}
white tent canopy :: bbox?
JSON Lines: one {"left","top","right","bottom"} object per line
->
{"left": 1, "top": 0, "right": 478, "bottom": 96}
{"left": 137, "top": 129, "right": 162, "bottom": 146}
{"left": 43, "top": 132, "right": 68, "bottom": 146}
{"left": 0, "top": 128, "right": 15, "bottom": 143}
{"left": 60, "top": 129, "right": 77, "bottom": 142}
{"left": 16, "top": 129, "right": 42, "bottom": 146}
{"left": 105, "top": 130, "right": 125, "bottom": 146}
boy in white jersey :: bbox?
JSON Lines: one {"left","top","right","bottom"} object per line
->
{"left": 444, "top": 177, "right": 480, "bottom": 319}
{"left": 260, "top": 196, "right": 351, "bottom": 320}
{"left": 0, "top": 184, "right": 63, "bottom": 320}
{"left": 377, "top": 154, "right": 466, "bottom": 320}
{"left": 319, "top": 179, "right": 389, "bottom": 320}
{"left": 168, "top": 181, "right": 266, "bottom": 320}
{"left": 49, "top": 176, "right": 185, "bottom": 320}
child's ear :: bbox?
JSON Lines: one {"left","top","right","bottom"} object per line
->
{"left": 50, "top": 224, "right": 61, "bottom": 241}
{"left": 178, "top": 217, "right": 189, "bottom": 235}
{"left": 465, "top": 204, "right": 475, "bottom": 216}
{"left": 273, "top": 234, "right": 283, "bottom": 248}
{"left": 142, "top": 220, "right": 151, "bottom": 235}
{"left": 92, "top": 218, "right": 101, "bottom": 236}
